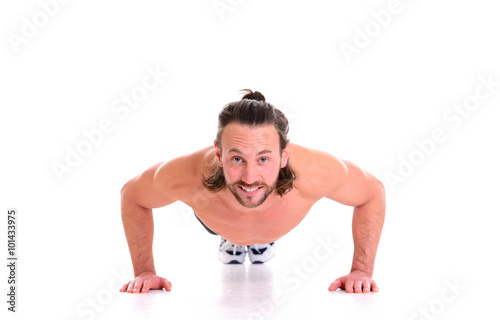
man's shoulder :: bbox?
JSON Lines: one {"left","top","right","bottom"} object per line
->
{"left": 289, "top": 143, "right": 346, "bottom": 173}
{"left": 154, "top": 146, "right": 214, "bottom": 195}
{"left": 289, "top": 143, "right": 348, "bottom": 198}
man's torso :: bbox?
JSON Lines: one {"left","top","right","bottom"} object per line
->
{"left": 155, "top": 144, "right": 342, "bottom": 246}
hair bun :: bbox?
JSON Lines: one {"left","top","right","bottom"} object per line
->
{"left": 240, "top": 89, "right": 266, "bottom": 102}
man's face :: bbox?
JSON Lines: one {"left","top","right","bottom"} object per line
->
{"left": 216, "top": 122, "right": 289, "bottom": 208}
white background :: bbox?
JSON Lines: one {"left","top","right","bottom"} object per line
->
{"left": 1, "top": 0, "right": 499, "bottom": 319}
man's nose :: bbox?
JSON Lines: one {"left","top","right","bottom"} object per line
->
{"left": 241, "top": 163, "right": 257, "bottom": 185}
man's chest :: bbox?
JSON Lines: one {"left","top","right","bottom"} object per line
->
{"left": 192, "top": 191, "right": 316, "bottom": 245}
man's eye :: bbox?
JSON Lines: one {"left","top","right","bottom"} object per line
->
{"left": 259, "top": 157, "right": 269, "bottom": 163}
{"left": 232, "top": 157, "right": 242, "bottom": 163}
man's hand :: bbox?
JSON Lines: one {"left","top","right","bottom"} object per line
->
{"left": 120, "top": 272, "right": 172, "bottom": 293}
{"left": 328, "top": 270, "right": 379, "bottom": 293}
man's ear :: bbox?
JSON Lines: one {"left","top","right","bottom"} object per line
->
{"left": 214, "top": 140, "right": 222, "bottom": 167}
{"left": 280, "top": 142, "right": 290, "bottom": 168}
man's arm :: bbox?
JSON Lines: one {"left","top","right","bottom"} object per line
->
{"left": 321, "top": 158, "right": 386, "bottom": 293}
{"left": 119, "top": 160, "right": 185, "bottom": 293}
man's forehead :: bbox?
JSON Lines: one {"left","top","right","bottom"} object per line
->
{"left": 221, "top": 123, "right": 279, "bottom": 151}
{"left": 228, "top": 148, "right": 273, "bottom": 155}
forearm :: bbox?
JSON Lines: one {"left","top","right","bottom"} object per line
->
{"left": 350, "top": 186, "right": 385, "bottom": 277}
{"left": 121, "top": 196, "right": 156, "bottom": 277}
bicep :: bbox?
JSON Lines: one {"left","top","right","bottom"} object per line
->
{"left": 324, "top": 160, "right": 383, "bottom": 207}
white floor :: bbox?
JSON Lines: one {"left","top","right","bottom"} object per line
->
{"left": 3, "top": 189, "right": 499, "bottom": 320}
{"left": 70, "top": 230, "right": 498, "bottom": 320}
{"left": 100, "top": 263, "right": 386, "bottom": 320}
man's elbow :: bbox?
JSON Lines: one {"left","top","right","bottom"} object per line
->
{"left": 120, "top": 181, "right": 128, "bottom": 197}
{"left": 359, "top": 177, "right": 385, "bottom": 208}
{"left": 121, "top": 179, "right": 132, "bottom": 198}
{"left": 120, "top": 179, "right": 138, "bottom": 205}
{"left": 371, "top": 178, "right": 386, "bottom": 203}
{"left": 368, "top": 179, "right": 386, "bottom": 216}
{"left": 375, "top": 178, "right": 385, "bottom": 197}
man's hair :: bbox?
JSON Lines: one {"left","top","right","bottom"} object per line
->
{"left": 202, "top": 89, "right": 298, "bottom": 196}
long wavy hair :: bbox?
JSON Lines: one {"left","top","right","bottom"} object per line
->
{"left": 202, "top": 89, "right": 298, "bottom": 197}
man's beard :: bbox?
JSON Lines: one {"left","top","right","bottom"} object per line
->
{"left": 227, "top": 178, "right": 278, "bottom": 208}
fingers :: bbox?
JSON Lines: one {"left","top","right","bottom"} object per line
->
{"left": 126, "top": 281, "right": 135, "bottom": 293}
{"left": 328, "top": 278, "right": 342, "bottom": 291}
{"left": 328, "top": 277, "right": 379, "bottom": 293}
{"left": 162, "top": 279, "right": 172, "bottom": 292}
{"left": 362, "top": 280, "right": 371, "bottom": 293}
{"left": 351, "top": 280, "right": 362, "bottom": 293}
{"left": 345, "top": 279, "right": 355, "bottom": 293}
{"left": 120, "top": 281, "right": 131, "bottom": 292}
{"left": 143, "top": 278, "right": 171, "bottom": 292}
{"left": 120, "top": 277, "right": 173, "bottom": 293}
{"left": 351, "top": 280, "right": 377, "bottom": 293}
{"left": 132, "top": 279, "right": 144, "bottom": 293}
{"left": 141, "top": 280, "right": 151, "bottom": 293}
{"left": 121, "top": 279, "right": 144, "bottom": 293}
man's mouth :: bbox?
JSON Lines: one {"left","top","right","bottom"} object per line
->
{"left": 239, "top": 185, "right": 262, "bottom": 193}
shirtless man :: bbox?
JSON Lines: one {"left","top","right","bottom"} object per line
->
{"left": 119, "top": 90, "right": 385, "bottom": 294}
